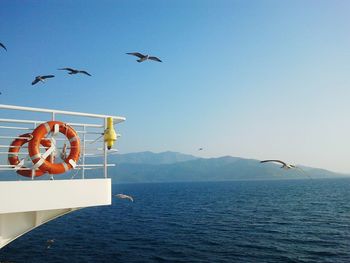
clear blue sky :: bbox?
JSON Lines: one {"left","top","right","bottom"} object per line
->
{"left": 1, "top": 1, "right": 350, "bottom": 172}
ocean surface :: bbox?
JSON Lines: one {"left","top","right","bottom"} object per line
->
{"left": 1, "top": 178, "right": 350, "bottom": 263}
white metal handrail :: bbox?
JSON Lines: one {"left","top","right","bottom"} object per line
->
{"left": 0, "top": 104, "right": 125, "bottom": 181}
{"left": 0, "top": 104, "right": 125, "bottom": 123}
{"left": 0, "top": 118, "right": 104, "bottom": 128}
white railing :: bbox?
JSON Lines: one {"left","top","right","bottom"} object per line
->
{"left": 0, "top": 104, "right": 125, "bottom": 181}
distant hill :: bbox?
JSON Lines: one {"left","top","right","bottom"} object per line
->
{"left": 106, "top": 152, "right": 349, "bottom": 184}
{"left": 108, "top": 151, "right": 198, "bottom": 165}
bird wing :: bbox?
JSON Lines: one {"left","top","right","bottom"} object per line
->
{"left": 116, "top": 194, "right": 127, "bottom": 198}
{"left": 79, "top": 70, "right": 91, "bottom": 76}
{"left": 58, "top": 68, "right": 75, "bottom": 72}
{"left": 32, "top": 78, "right": 40, "bottom": 85}
{"left": 260, "top": 160, "right": 287, "bottom": 166}
{"left": 0, "top": 43, "right": 7, "bottom": 51}
{"left": 148, "top": 56, "right": 162, "bottom": 62}
{"left": 126, "top": 52, "right": 145, "bottom": 58}
{"left": 42, "top": 75, "right": 55, "bottom": 79}
{"left": 116, "top": 194, "right": 134, "bottom": 202}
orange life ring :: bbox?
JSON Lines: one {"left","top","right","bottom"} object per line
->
{"left": 8, "top": 133, "right": 52, "bottom": 177}
{"left": 28, "top": 121, "right": 80, "bottom": 174}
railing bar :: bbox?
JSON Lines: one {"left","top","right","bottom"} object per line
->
{"left": 0, "top": 164, "right": 115, "bottom": 168}
{"left": 0, "top": 152, "right": 30, "bottom": 154}
{"left": 0, "top": 146, "right": 114, "bottom": 154}
{"left": 0, "top": 136, "right": 34, "bottom": 139}
{"left": 75, "top": 131, "right": 103, "bottom": 135}
{"left": 0, "top": 145, "right": 52, "bottom": 148}
{"left": 0, "top": 152, "right": 117, "bottom": 156}
{"left": 0, "top": 104, "right": 126, "bottom": 123}
{"left": 1, "top": 169, "right": 46, "bottom": 171}
{"left": 0, "top": 167, "right": 103, "bottom": 171}
{"left": 82, "top": 125, "right": 86, "bottom": 179}
{"left": 0, "top": 167, "right": 106, "bottom": 171}
{"left": 0, "top": 137, "right": 102, "bottom": 143}
{"left": 0, "top": 126, "right": 32, "bottom": 130}
{"left": 0, "top": 118, "right": 104, "bottom": 128}
{"left": 0, "top": 128, "right": 103, "bottom": 135}
{"left": 76, "top": 164, "right": 115, "bottom": 167}
{"left": 0, "top": 129, "right": 102, "bottom": 136}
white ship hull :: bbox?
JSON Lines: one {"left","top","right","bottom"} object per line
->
{"left": 0, "top": 178, "right": 111, "bottom": 248}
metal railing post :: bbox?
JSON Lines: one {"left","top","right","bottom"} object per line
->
{"left": 103, "top": 118, "right": 107, "bottom": 178}
{"left": 82, "top": 125, "right": 86, "bottom": 179}
{"left": 31, "top": 122, "right": 37, "bottom": 180}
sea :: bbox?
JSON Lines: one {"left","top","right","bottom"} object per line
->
{"left": 1, "top": 178, "right": 350, "bottom": 263}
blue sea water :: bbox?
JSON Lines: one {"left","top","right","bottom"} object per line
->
{"left": 1, "top": 178, "right": 350, "bottom": 263}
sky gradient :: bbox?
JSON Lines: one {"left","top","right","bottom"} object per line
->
{"left": 1, "top": 1, "right": 350, "bottom": 173}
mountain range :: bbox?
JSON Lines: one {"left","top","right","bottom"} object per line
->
{"left": 100, "top": 151, "right": 349, "bottom": 184}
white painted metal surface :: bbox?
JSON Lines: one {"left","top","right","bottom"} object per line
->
{"left": 0, "top": 179, "right": 112, "bottom": 214}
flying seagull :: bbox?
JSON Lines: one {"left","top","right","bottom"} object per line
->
{"left": 115, "top": 194, "right": 134, "bottom": 202}
{"left": 31, "top": 75, "right": 55, "bottom": 85}
{"left": 260, "top": 160, "right": 312, "bottom": 179}
{"left": 198, "top": 148, "right": 203, "bottom": 151}
{"left": 126, "top": 52, "right": 162, "bottom": 63}
{"left": 0, "top": 42, "right": 7, "bottom": 51}
{"left": 260, "top": 160, "right": 296, "bottom": 170}
{"left": 58, "top": 67, "right": 91, "bottom": 76}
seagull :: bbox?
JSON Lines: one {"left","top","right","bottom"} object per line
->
{"left": 260, "top": 160, "right": 312, "bottom": 179}
{"left": 115, "top": 194, "right": 134, "bottom": 202}
{"left": 58, "top": 67, "right": 91, "bottom": 76}
{"left": 198, "top": 148, "right": 203, "bottom": 151}
{"left": 260, "top": 160, "right": 296, "bottom": 170}
{"left": 126, "top": 52, "right": 162, "bottom": 63}
{"left": 46, "top": 239, "right": 55, "bottom": 249}
{"left": 0, "top": 42, "right": 7, "bottom": 51}
{"left": 31, "top": 75, "right": 55, "bottom": 85}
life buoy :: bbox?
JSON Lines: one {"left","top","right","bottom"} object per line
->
{"left": 28, "top": 121, "right": 80, "bottom": 174}
{"left": 8, "top": 133, "right": 52, "bottom": 177}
